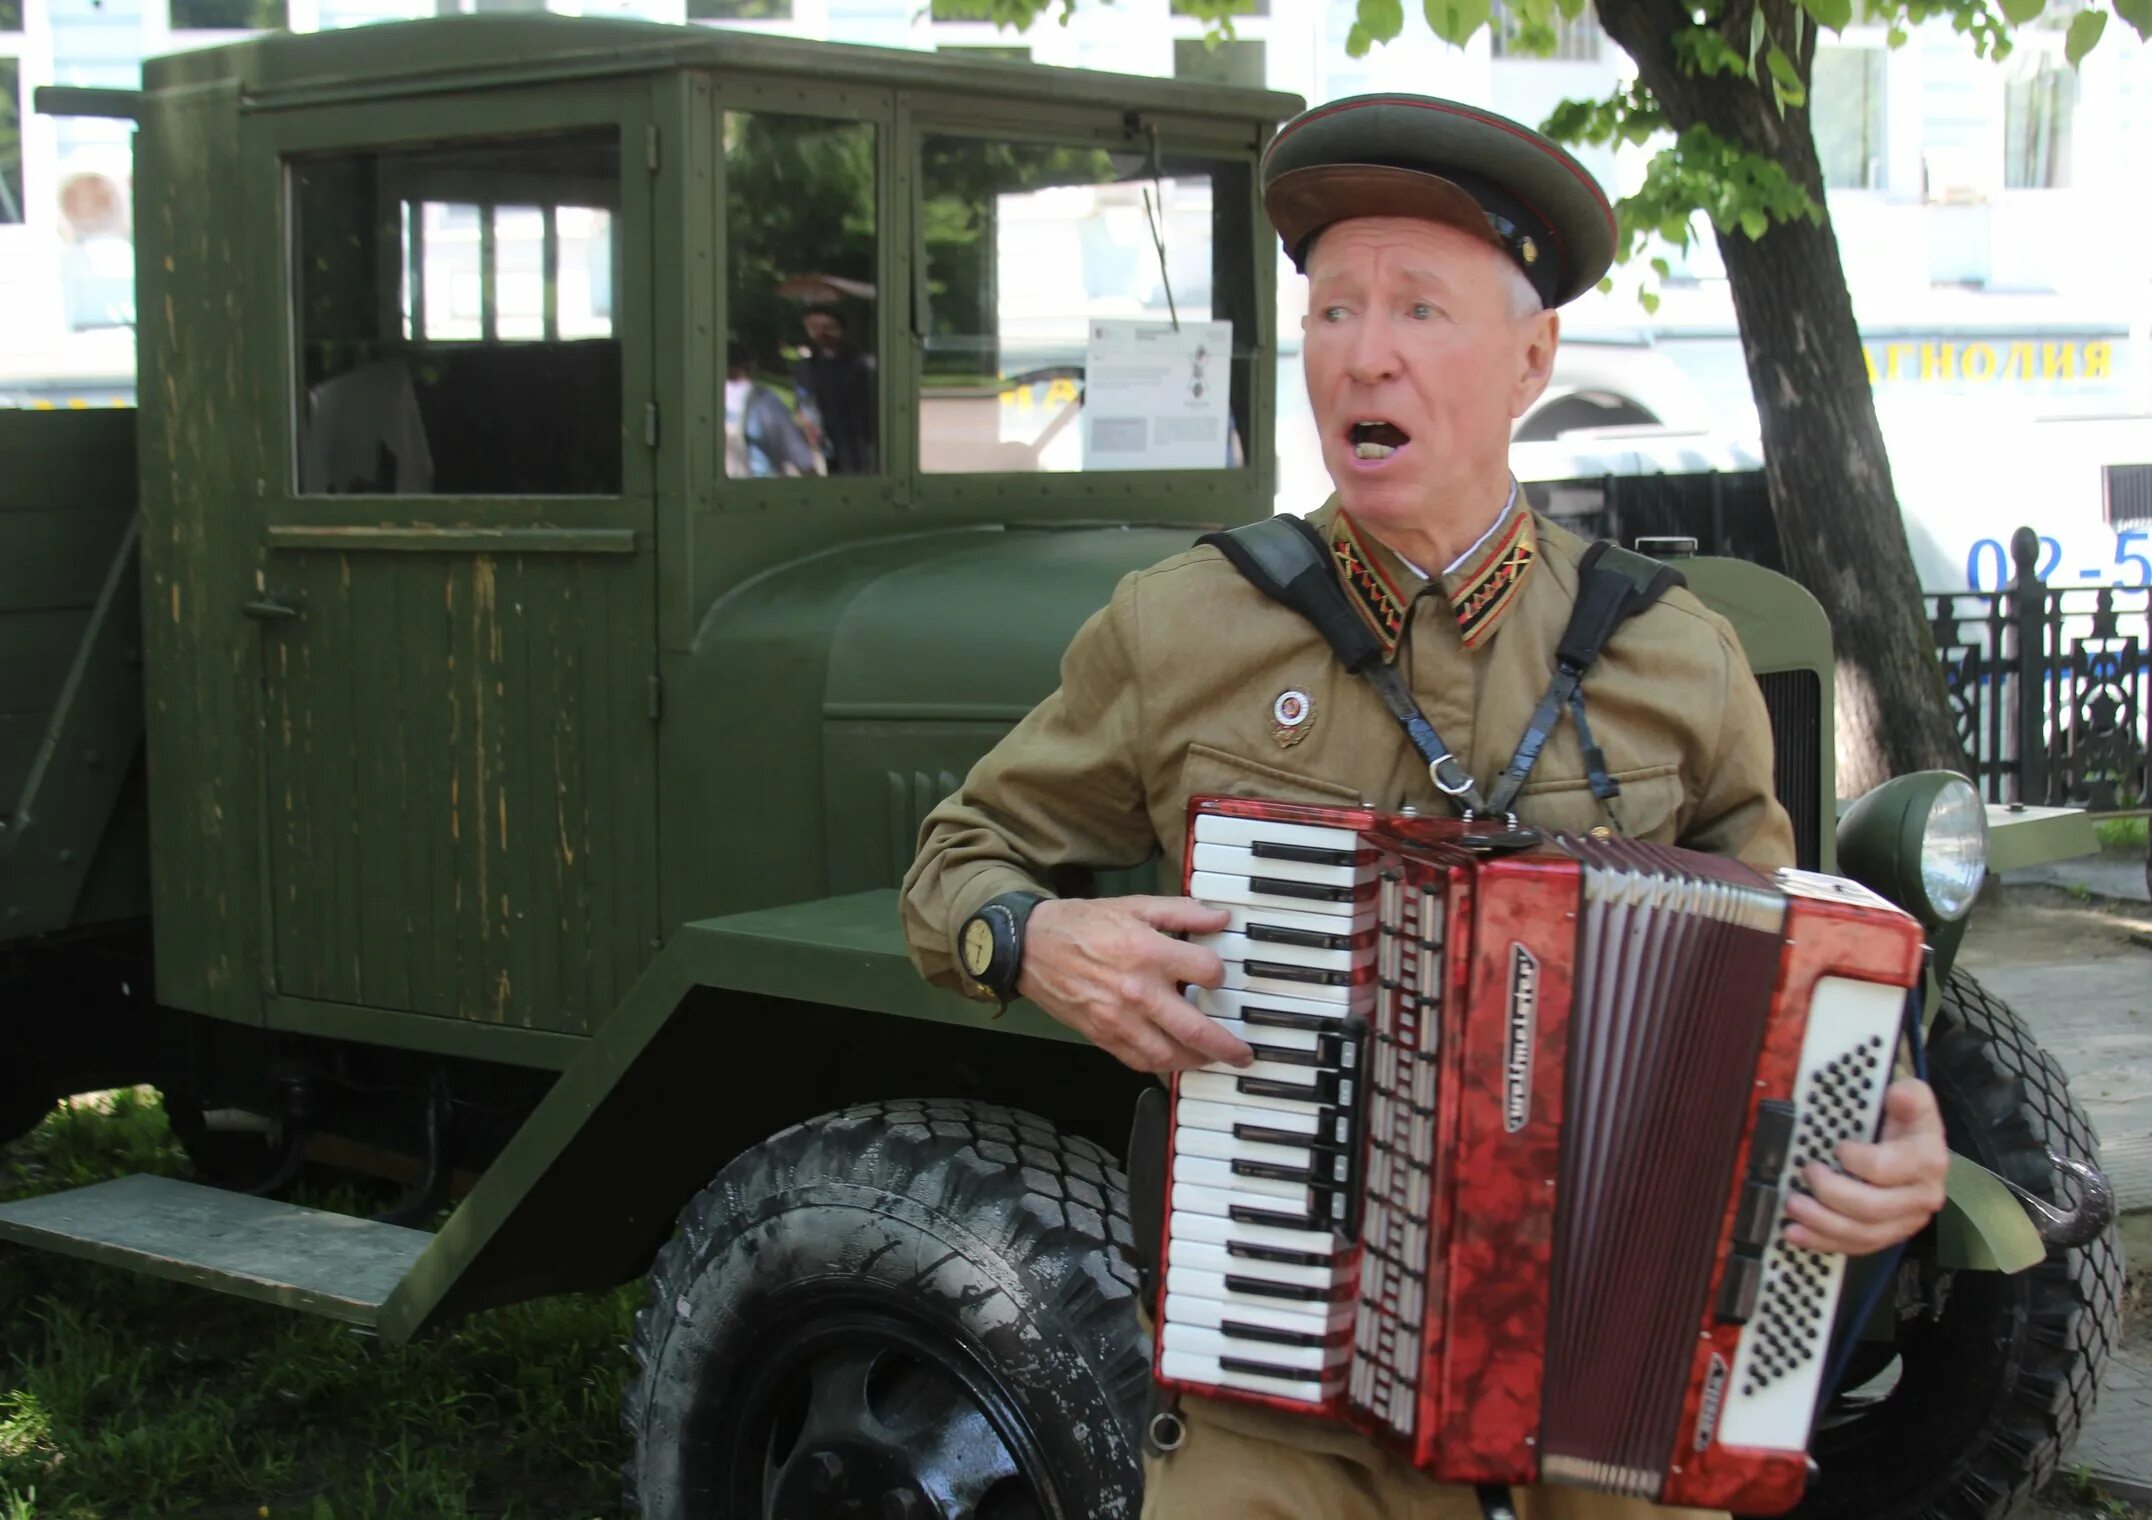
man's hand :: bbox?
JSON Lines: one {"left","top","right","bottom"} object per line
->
{"left": 1017, "top": 896, "right": 1255, "bottom": 1075}
{"left": 1781, "top": 1078, "right": 1950, "bottom": 1255}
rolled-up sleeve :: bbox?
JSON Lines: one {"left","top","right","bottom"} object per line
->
{"left": 900, "top": 571, "right": 1161, "bottom": 995}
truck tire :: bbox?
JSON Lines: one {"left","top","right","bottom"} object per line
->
{"left": 1789, "top": 968, "right": 2122, "bottom": 1520}
{"left": 623, "top": 1100, "right": 1149, "bottom": 1520}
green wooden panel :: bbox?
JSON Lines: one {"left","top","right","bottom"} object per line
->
{"left": 0, "top": 711, "right": 43, "bottom": 807}
{"left": 0, "top": 410, "right": 136, "bottom": 514}
{"left": 0, "top": 505, "right": 133, "bottom": 612}
{"left": 0, "top": 610, "right": 91, "bottom": 712}
{"left": 136, "top": 82, "right": 267, "bottom": 1021}
{"left": 260, "top": 546, "right": 657, "bottom": 1032}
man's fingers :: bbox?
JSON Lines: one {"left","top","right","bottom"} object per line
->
{"left": 1126, "top": 896, "right": 1234, "bottom": 936}
{"left": 1152, "top": 936, "right": 1227, "bottom": 991}
{"left": 1836, "top": 1135, "right": 1947, "bottom": 1190}
{"left": 1799, "top": 1165, "right": 1939, "bottom": 1226}
{"left": 1878, "top": 1078, "right": 1945, "bottom": 1140}
{"left": 1096, "top": 1017, "right": 1224, "bottom": 1076}
{"left": 1142, "top": 987, "right": 1255, "bottom": 1068}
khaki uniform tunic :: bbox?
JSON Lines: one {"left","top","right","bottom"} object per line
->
{"left": 902, "top": 497, "right": 1796, "bottom": 1520}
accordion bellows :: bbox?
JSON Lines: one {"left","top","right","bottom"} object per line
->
{"left": 1155, "top": 796, "right": 1925, "bottom": 1514}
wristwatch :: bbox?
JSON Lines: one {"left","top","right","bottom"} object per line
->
{"left": 958, "top": 890, "right": 1048, "bottom": 1003}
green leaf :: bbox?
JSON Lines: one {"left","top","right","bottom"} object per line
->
{"left": 1763, "top": 42, "right": 1802, "bottom": 90}
{"left": 1886, "top": 24, "right": 1908, "bottom": 46}
{"left": 1739, "top": 207, "right": 1768, "bottom": 239}
{"left": 312, "top": 1502, "right": 335, "bottom": 1520}
{"left": 1640, "top": 289, "right": 1663, "bottom": 314}
{"left": 1650, "top": 256, "right": 1671, "bottom": 278}
{"left": 2115, "top": 0, "right": 2152, "bottom": 41}
{"left": 2065, "top": 6, "right": 2106, "bottom": 64}
{"left": 1359, "top": 0, "right": 1406, "bottom": 40}
{"left": 1996, "top": 0, "right": 2043, "bottom": 24}
{"left": 1597, "top": 275, "right": 1616, "bottom": 294}
{"left": 1345, "top": 18, "right": 1373, "bottom": 52}
{"left": 1424, "top": 0, "right": 1493, "bottom": 45}
{"left": 1747, "top": 4, "right": 1766, "bottom": 69}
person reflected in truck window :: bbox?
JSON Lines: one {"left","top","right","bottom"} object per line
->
{"left": 791, "top": 308, "right": 876, "bottom": 475}
{"left": 726, "top": 345, "right": 823, "bottom": 480}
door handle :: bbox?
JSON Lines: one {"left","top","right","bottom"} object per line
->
{"left": 241, "top": 597, "right": 302, "bottom": 623}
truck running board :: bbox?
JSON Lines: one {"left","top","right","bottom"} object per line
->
{"left": 0, "top": 1173, "right": 431, "bottom": 1328}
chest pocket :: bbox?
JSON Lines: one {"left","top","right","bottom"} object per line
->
{"left": 1514, "top": 765, "right": 1685, "bottom": 841}
{"left": 1177, "top": 742, "right": 1366, "bottom": 808}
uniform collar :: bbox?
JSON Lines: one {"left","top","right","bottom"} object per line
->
{"left": 1441, "top": 495, "right": 1537, "bottom": 652}
{"left": 1318, "top": 490, "right": 1538, "bottom": 658}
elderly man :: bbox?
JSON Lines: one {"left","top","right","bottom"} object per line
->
{"left": 902, "top": 95, "right": 1948, "bottom": 1520}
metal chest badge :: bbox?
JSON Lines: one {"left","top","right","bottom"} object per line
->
{"left": 1272, "top": 688, "right": 1315, "bottom": 748}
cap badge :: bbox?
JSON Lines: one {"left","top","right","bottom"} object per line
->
{"left": 1519, "top": 236, "right": 1539, "bottom": 266}
{"left": 1272, "top": 689, "right": 1315, "bottom": 748}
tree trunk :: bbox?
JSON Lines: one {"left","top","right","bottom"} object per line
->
{"left": 1594, "top": 0, "right": 1968, "bottom": 795}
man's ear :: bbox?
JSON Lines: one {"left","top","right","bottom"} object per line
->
{"left": 1510, "top": 309, "right": 1559, "bottom": 419}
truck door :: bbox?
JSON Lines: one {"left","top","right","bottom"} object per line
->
{"left": 255, "top": 92, "right": 661, "bottom": 1034}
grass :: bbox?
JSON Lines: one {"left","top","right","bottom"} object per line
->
{"left": 2096, "top": 815, "right": 2149, "bottom": 852}
{"left": 1, "top": 1092, "right": 636, "bottom": 1519}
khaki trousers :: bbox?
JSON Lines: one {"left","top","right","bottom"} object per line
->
{"left": 1140, "top": 1397, "right": 1729, "bottom": 1520}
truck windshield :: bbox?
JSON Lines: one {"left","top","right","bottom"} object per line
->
{"left": 918, "top": 135, "right": 1255, "bottom": 476}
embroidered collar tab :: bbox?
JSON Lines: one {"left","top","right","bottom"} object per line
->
{"left": 1443, "top": 502, "right": 1537, "bottom": 651}
{"left": 1326, "top": 509, "right": 1419, "bottom": 659}
{"left": 1323, "top": 496, "right": 1539, "bottom": 658}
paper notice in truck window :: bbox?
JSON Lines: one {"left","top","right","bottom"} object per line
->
{"left": 1082, "top": 319, "right": 1234, "bottom": 471}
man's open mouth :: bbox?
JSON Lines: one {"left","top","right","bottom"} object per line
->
{"left": 1349, "top": 420, "right": 1411, "bottom": 460}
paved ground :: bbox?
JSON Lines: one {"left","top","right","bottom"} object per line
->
{"left": 1960, "top": 858, "right": 2152, "bottom": 1515}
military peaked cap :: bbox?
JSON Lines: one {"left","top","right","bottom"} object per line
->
{"left": 1261, "top": 94, "right": 1617, "bottom": 310}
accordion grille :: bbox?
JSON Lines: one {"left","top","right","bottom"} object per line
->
{"left": 1352, "top": 872, "right": 1441, "bottom": 1438}
{"left": 1538, "top": 837, "right": 1788, "bottom": 1487}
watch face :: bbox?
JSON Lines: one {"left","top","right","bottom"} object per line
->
{"left": 960, "top": 916, "right": 997, "bottom": 978}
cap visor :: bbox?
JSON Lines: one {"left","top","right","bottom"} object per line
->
{"left": 1266, "top": 163, "right": 1503, "bottom": 265}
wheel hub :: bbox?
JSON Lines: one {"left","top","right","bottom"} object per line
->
{"left": 769, "top": 1436, "right": 946, "bottom": 1520}
{"left": 747, "top": 1317, "right": 1047, "bottom": 1520}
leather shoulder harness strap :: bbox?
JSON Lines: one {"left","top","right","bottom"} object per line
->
{"left": 1199, "top": 518, "right": 1684, "bottom": 822}
{"left": 1200, "top": 515, "right": 1491, "bottom": 813}
{"left": 1483, "top": 539, "right": 1686, "bottom": 817}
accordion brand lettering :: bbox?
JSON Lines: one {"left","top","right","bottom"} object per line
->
{"left": 1504, "top": 943, "right": 1540, "bottom": 1134}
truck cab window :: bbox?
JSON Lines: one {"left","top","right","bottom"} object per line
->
{"left": 289, "top": 128, "right": 622, "bottom": 496}
{"left": 917, "top": 136, "right": 1255, "bottom": 475}
{"left": 723, "top": 111, "right": 879, "bottom": 480}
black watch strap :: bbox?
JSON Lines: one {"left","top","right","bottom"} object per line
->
{"left": 959, "top": 890, "right": 1048, "bottom": 1002}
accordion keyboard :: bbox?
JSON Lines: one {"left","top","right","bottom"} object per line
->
{"left": 1157, "top": 811, "right": 1376, "bottom": 1404}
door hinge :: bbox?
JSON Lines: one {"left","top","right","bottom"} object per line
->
{"left": 646, "top": 125, "right": 660, "bottom": 173}
{"left": 644, "top": 401, "right": 659, "bottom": 448}
{"left": 647, "top": 674, "right": 663, "bottom": 722}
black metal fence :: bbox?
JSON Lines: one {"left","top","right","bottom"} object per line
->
{"left": 1926, "top": 528, "right": 2152, "bottom": 810}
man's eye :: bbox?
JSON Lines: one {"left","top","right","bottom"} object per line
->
{"left": 1410, "top": 302, "right": 1435, "bottom": 319}
{"left": 1322, "top": 305, "right": 1349, "bottom": 322}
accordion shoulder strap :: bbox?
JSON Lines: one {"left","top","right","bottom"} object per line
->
{"left": 1199, "top": 516, "right": 1491, "bottom": 812}
{"left": 1484, "top": 541, "right": 1687, "bottom": 816}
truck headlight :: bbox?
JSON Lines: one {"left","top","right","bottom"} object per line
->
{"left": 1836, "top": 771, "right": 1990, "bottom": 929}
{"left": 1919, "top": 778, "right": 1989, "bottom": 922}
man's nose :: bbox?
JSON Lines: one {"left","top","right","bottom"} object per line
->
{"left": 1344, "top": 318, "right": 1401, "bottom": 386}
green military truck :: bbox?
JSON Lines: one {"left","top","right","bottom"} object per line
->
{"left": 0, "top": 16, "right": 2123, "bottom": 1519}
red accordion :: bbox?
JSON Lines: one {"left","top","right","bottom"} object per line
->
{"left": 1153, "top": 796, "right": 1925, "bottom": 1514}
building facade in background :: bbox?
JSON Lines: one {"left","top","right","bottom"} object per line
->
{"left": 1, "top": 0, "right": 2147, "bottom": 586}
